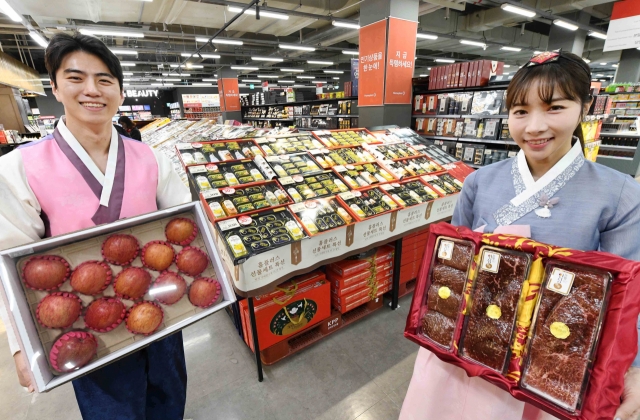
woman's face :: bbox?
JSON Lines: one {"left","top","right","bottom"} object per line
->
{"left": 508, "top": 81, "right": 583, "bottom": 165}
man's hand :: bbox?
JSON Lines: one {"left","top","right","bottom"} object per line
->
{"left": 13, "top": 351, "right": 34, "bottom": 393}
{"left": 615, "top": 366, "right": 640, "bottom": 420}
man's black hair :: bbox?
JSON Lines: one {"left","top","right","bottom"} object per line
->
{"left": 45, "top": 33, "right": 124, "bottom": 91}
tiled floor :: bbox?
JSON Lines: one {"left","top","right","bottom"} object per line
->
{"left": 0, "top": 295, "right": 416, "bottom": 420}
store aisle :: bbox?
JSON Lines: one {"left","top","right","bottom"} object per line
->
{"left": 0, "top": 295, "right": 417, "bottom": 420}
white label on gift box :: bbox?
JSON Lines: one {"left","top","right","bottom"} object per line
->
{"left": 176, "top": 143, "right": 192, "bottom": 150}
{"left": 309, "top": 149, "right": 322, "bottom": 155}
{"left": 278, "top": 176, "right": 295, "bottom": 185}
{"left": 289, "top": 203, "right": 307, "bottom": 213}
{"left": 547, "top": 268, "right": 576, "bottom": 296}
{"left": 438, "top": 240, "right": 455, "bottom": 260}
{"left": 202, "top": 189, "right": 221, "bottom": 199}
{"left": 339, "top": 192, "right": 355, "bottom": 200}
{"left": 218, "top": 219, "right": 240, "bottom": 231}
{"left": 334, "top": 165, "right": 347, "bottom": 173}
{"left": 380, "top": 184, "right": 394, "bottom": 191}
{"left": 188, "top": 165, "right": 207, "bottom": 174}
{"left": 480, "top": 250, "right": 501, "bottom": 273}
{"left": 266, "top": 156, "right": 281, "bottom": 163}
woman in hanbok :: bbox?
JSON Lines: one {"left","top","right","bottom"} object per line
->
{"left": 400, "top": 51, "right": 640, "bottom": 420}
{"left": 0, "top": 33, "right": 190, "bottom": 419}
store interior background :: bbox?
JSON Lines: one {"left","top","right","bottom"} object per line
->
{"left": 0, "top": 1, "right": 639, "bottom": 420}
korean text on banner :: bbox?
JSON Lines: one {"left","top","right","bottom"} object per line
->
{"left": 603, "top": 0, "right": 640, "bottom": 52}
{"left": 221, "top": 78, "right": 241, "bottom": 112}
{"left": 384, "top": 17, "right": 417, "bottom": 104}
{"left": 359, "top": 19, "right": 387, "bottom": 107}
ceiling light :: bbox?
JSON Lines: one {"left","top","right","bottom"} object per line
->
{"left": 238, "top": 83, "right": 246, "bottom": 87}
{"left": 582, "top": 58, "right": 591, "bottom": 63}
{"left": 613, "top": 64, "right": 618, "bottom": 68}
{"left": 308, "top": 60, "right": 334, "bottom": 65}
{"left": 600, "top": 79, "right": 608, "bottom": 82}
{"left": 595, "top": 73, "right": 604, "bottom": 76}
{"left": 181, "top": 52, "right": 220, "bottom": 59}
{"left": 600, "top": 62, "right": 607, "bottom": 65}
{"left": 242, "top": 79, "right": 262, "bottom": 82}
{"left": 332, "top": 21, "right": 360, "bottom": 30}
{"left": 428, "top": 67, "right": 432, "bottom": 70}
{"left": 534, "top": 51, "right": 544, "bottom": 55}
{"left": 416, "top": 33, "right": 438, "bottom": 40}
{"left": 333, "top": 77, "right": 340, "bottom": 80}
{"left": 171, "top": 64, "right": 204, "bottom": 68}
{"left": 30, "top": 32, "right": 49, "bottom": 48}
{"left": 281, "top": 68, "right": 304, "bottom": 72}
{"left": 202, "top": 78, "right": 218, "bottom": 82}
{"left": 39, "top": 78, "right": 49, "bottom": 81}
{"left": 342, "top": 50, "right": 359, "bottom": 55}
{"left": 279, "top": 44, "right": 316, "bottom": 52}
{"left": 504, "top": 64, "right": 511, "bottom": 68}
{"left": 123, "top": 78, "right": 131, "bottom": 81}
{"left": 110, "top": 49, "right": 138, "bottom": 56}
{"left": 252, "top": 56, "right": 284, "bottom": 62}
{"left": 553, "top": 20, "right": 579, "bottom": 31}
{"left": 435, "top": 58, "right": 455, "bottom": 63}
{"left": 279, "top": 80, "right": 295, "bottom": 83}
{"left": 257, "top": 74, "right": 279, "bottom": 78}
{"left": 227, "top": 6, "right": 289, "bottom": 20}
{"left": 460, "top": 40, "right": 486, "bottom": 48}
{"left": 123, "top": 83, "right": 130, "bottom": 86}
{"left": 419, "top": 74, "right": 427, "bottom": 77}
{"left": 312, "top": 80, "right": 327, "bottom": 84}
{"left": 231, "top": 66, "right": 259, "bottom": 71}
{"left": 589, "top": 31, "right": 607, "bottom": 40}
{"left": 324, "top": 70, "right": 344, "bottom": 74}
{"left": 196, "top": 37, "right": 243, "bottom": 45}
{"left": 297, "top": 76, "right": 315, "bottom": 79}
{"left": 120, "top": 62, "right": 136, "bottom": 66}
{"left": 163, "top": 73, "right": 190, "bottom": 76}
{"left": 123, "top": 72, "right": 134, "bottom": 76}
{"left": 151, "top": 83, "right": 173, "bottom": 86}
{"left": 79, "top": 28, "right": 144, "bottom": 38}
{"left": 500, "top": 4, "right": 536, "bottom": 18}
{"left": 0, "top": 0, "right": 22, "bottom": 22}
{"left": 501, "top": 46, "right": 521, "bottom": 52}
{"left": 156, "top": 78, "right": 180, "bottom": 82}
{"left": 192, "top": 83, "right": 213, "bottom": 86}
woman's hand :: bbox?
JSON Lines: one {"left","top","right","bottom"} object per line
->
{"left": 615, "top": 367, "right": 640, "bottom": 420}
{"left": 13, "top": 351, "right": 34, "bottom": 393}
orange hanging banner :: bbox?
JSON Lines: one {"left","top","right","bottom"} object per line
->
{"left": 384, "top": 17, "right": 417, "bottom": 104}
{"left": 220, "top": 78, "right": 241, "bottom": 112}
{"left": 358, "top": 19, "right": 387, "bottom": 107}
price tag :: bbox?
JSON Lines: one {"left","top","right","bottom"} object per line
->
{"left": 279, "top": 176, "right": 295, "bottom": 185}
{"left": 547, "top": 268, "right": 576, "bottom": 296}
{"left": 218, "top": 219, "right": 240, "bottom": 231}
{"left": 188, "top": 165, "right": 207, "bottom": 174}
{"left": 339, "top": 192, "right": 355, "bottom": 200}
{"left": 289, "top": 203, "right": 306, "bottom": 213}
{"left": 480, "top": 250, "right": 501, "bottom": 273}
{"left": 333, "top": 165, "right": 347, "bottom": 173}
{"left": 202, "top": 189, "right": 221, "bottom": 199}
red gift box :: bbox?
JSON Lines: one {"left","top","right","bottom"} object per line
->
{"left": 404, "top": 222, "right": 640, "bottom": 420}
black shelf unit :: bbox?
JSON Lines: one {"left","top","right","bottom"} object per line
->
{"left": 241, "top": 96, "right": 358, "bottom": 108}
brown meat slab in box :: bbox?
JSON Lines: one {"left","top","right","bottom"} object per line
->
{"left": 459, "top": 247, "right": 530, "bottom": 372}
{"left": 521, "top": 263, "right": 611, "bottom": 412}
{"left": 420, "top": 237, "right": 475, "bottom": 349}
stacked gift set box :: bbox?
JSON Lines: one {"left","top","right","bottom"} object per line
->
{"left": 404, "top": 222, "right": 640, "bottom": 419}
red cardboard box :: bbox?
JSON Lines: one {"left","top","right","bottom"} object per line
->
{"left": 330, "top": 266, "right": 394, "bottom": 297}
{"left": 332, "top": 282, "right": 392, "bottom": 314}
{"left": 329, "top": 262, "right": 394, "bottom": 293}
{"left": 460, "top": 62, "right": 469, "bottom": 87}
{"left": 327, "top": 245, "right": 394, "bottom": 277}
{"left": 240, "top": 270, "right": 331, "bottom": 352}
{"left": 414, "top": 95, "right": 423, "bottom": 113}
{"left": 332, "top": 275, "right": 392, "bottom": 306}
{"left": 478, "top": 60, "right": 504, "bottom": 86}
{"left": 454, "top": 63, "right": 461, "bottom": 87}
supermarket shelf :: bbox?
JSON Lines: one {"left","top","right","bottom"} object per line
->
{"left": 599, "top": 144, "right": 637, "bottom": 150}
{"left": 294, "top": 114, "right": 359, "bottom": 118}
{"left": 412, "top": 114, "right": 508, "bottom": 119}
{"left": 599, "top": 132, "right": 640, "bottom": 137}
{"left": 597, "top": 155, "right": 634, "bottom": 161}
{"left": 243, "top": 117, "right": 295, "bottom": 121}
{"left": 241, "top": 96, "right": 358, "bottom": 108}
{"left": 612, "top": 100, "right": 640, "bottom": 103}
{"left": 457, "top": 137, "right": 517, "bottom": 145}
{"left": 414, "top": 84, "right": 509, "bottom": 94}
{"left": 417, "top": 134, "right": 457, "bottom": 140}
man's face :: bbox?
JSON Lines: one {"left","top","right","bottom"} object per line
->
{"left": 51, "top": 50, "right": 124, "bottom": 127}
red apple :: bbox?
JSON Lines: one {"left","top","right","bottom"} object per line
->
{"left": 113, "top": 267, "right": 152, "bottom": 300}
{"left": 49, "top": 331, "right": 98, "bottom": 373}
{"left": 152, "top": 271, "right": 187, "bottom": 305}
{"left": 188, "top": 277, "right": 221, "bottom": 308}
{"left": 165, "top": 218, "right": 198, "bottom": 246}
{"left": 102, "top": 234, "right": 140, "bottom": 266}
{"left": 141, "top": 241, "right": 175, "bottom": 271}
{"left": 84, "top": 298, "right": 126, "bottom": 332}
{"left": 70, "top": 261, "right": 112, "bottom": 295}
{"left": 126, "top": 301, "right": 164, "bottom": 335}
{"left": 22, "top": 255, "right": 70, "bottom": 291}
{"left": 175, "top": 247, "right": 209, "bottom": 277}
{"left": 37, "top": 292, "right": 82, "bottom": 329}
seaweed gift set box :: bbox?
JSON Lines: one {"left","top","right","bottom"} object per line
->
{"left": 404, "top": 222, "right": 640, "bottom": 420}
